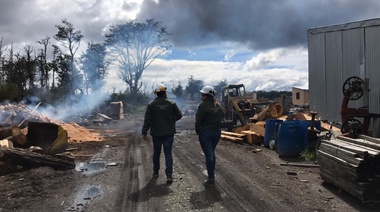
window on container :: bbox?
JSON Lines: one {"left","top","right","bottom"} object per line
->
{"left": 296, "top": 92, "right": 300, "bottom": 100}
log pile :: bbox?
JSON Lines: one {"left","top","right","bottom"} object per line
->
{"left": 0, "top": 103, "right": 102, "bottom": 172}
{"left": 317, "top": 134, "right": 380, "bottom": 203}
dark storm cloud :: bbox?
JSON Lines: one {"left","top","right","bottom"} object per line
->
{"left": 136, "top": 0, "right": 380, "bottom": 50}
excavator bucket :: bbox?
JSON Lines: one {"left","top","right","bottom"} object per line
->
{"left": 27, "top": 122, "right": 68, "bottom": 155}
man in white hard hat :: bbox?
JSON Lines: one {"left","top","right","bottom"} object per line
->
{"left": 142, "top": 84, "right": 183, "bottom": 184}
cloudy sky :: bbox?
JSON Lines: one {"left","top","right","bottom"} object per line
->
{"left": 1, "top": 0, "right": 380, "bottom": 93}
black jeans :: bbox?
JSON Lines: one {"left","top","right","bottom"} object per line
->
{"left": 152, "top": 135, "right": 174, "bottom": 178}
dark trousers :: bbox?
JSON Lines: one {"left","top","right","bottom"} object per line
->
{"left": 198, "top": 130, "right": 221, "bottom": 180}
{"left": 152, "top": 135, "right": 174, "bottom": 178}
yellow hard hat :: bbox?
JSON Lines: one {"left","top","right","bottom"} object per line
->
{"left": 153, "top": 84, "right": 167, "bottom": 94}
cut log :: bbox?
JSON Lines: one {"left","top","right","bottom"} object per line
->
{"left": 249, "top": 123, "right": 265, "bottom": 136}
{"left": 8, "top": 134, "right": 28, "bottom": 147}
{"left": 256, "top": 103, "right": 283, "bottom": 121}
{"left": 0, "top": 125, "right": 21, "bottom": 140}
{"left": 0, "top": 139, "right": 14, "bottom": 148}
{"left": 241, "top": 130, "right": 263, "bottom": 145}
{"left": 3, "top": 148, "right": 75, "bottom": 170}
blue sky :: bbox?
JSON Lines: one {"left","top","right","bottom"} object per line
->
{"left": 1, "top": 0, "right": 380, "bottom": 94}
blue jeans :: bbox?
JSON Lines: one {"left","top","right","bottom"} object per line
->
{"left": 198, "top": 130, "right": 221, "bottom": 180}
{"left": 152, "top": 135, "right": 174, "bottom": 178}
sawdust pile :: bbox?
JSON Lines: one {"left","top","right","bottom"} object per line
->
{"left": 61, "top": 123, "right": 102, "bottom": 143}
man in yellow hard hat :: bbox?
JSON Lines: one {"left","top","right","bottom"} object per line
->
{"left": 142, "top": 84, "right": 183, "bottom": 184}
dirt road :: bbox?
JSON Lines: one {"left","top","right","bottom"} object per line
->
{"left": 0, "top": 111, "right": 379, "bottom": 211}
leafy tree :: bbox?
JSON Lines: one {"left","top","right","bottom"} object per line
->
{"left": 213, "top": 80, "right": 228, "bottom": 98}
{"left": 172, "top": 83, "right": 184, "bottom": 99}
{"left": 105, "top": 19, "right": 171, "bottom": 104}
{"left": 81, "top": 42, "right": 109, "bottom": 94}
{"left": 0, "top": 83, "right": 21, "bottom": 102}
{"left": 54, "top": 19, "right": 84, "bottom": 94}
{"left": 185, "top": 76, "right": 204, "bottom": 100}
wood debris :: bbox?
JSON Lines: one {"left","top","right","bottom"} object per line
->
{"left": 317, "top": 135, "right": 380, "bottom": 203}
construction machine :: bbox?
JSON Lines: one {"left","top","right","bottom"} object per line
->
{"left": 220, "top": 84, "right": 256, "bottom": 130}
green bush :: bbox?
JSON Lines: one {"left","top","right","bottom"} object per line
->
{"left": 0, "top": 83, "right": 21, "bottom": 102}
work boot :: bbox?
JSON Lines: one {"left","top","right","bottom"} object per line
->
{"left": 166, "top": 176, "right": 173, "bottom": 184}
{"left": 203, "top": 179, "right": 215, "bottom": 187}
{"left": 153, "top": 172, "right": 159, "bottom": 178}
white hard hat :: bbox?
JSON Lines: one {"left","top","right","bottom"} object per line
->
{"left": 153, "top": 84, "right": 167, "bottom": 94}
{"left": 199, "top": 86, "right": 215, "bottom": 97}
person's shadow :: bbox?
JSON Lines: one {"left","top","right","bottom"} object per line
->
{"left": 128, "top": 177, "right": 172, "bottom": 202}
{"left": 189, "top": 187, "right": 222, "bottom": 210}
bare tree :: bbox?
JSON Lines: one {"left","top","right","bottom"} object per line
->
{"left": 23, "top": 45, "right": 36, "bottom": 89}
{"left": 37, "top": 36, "right": 50, "bottom": 88}
{"left": 0, "top": 37, "right": 7, "bottom": 84}
{"left": 105, "top": 19, "right": 171, "bottom": 103}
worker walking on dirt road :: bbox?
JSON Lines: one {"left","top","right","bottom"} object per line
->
{"left": 195, "top": 86, "right": 224, "bottom": 187}
{"left": 142, "top": 84, "right": 183, "bottom": 184}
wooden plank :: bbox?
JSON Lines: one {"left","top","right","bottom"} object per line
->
{"left": 359, "top": 134, "right": 380, "bottom": 145}
{"left": 221, "top": 131, "right": 246, "bottom": 137}
{"left": 221, "top": 135, "right": 244, "bottom": 142}
{"left": 319, "top": 143, "right": 364, "bottom": 165}
{"left": 337, "top": 135, "right": 380, "bottom": 151}
{"left": 323, "top": 139, "right": 379, "bottom": 157}
{"left": 280, "top": 162, "right": 320, "bottom": 168}
{"left": 319, "top": 171, "right": 367, "bottom": 202}
{"left": 317, "top": 150, "right": 358, "bottom": 169}
{"left": 317, "top": 153, "right": 358, "bottom": 180}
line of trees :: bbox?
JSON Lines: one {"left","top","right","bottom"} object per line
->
{"left": 0, "top": 18, "right": 290, "bottom": 108}
{"left": 0, "top": 19, "right": 170, "bottom": 106}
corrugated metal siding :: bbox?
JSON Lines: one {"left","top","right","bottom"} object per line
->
{"left": 324, "top": 31, "right": 343, "bottom": 121}
{"left": 341, "top": 28, "right": 365, "bottom": 109}
{"left": 308, "top": 33, "right": 326, "bottom": 118}
{"left": 308, "top": 21, "right": 380, "bottom": 123}
{"left": 365, "top": 26, "right": 380, "bottom": 114}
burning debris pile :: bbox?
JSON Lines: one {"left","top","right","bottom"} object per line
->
{"left": 0, "top": 103, "right": 103, "bottom": 174}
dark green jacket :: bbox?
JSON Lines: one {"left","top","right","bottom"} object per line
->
{"left": 195, "top": 100, "right": 224, "bottom": 134}
{"left": 142, "top": 96, "right": 183, "bottom": 137}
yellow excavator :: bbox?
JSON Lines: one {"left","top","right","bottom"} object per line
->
{"left": 220, "top": 84, "right": 256, "bottom": 130}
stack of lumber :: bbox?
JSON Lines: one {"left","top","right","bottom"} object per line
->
{"left": 221, "top": 131, "right": 245, "bottom": 143}
{"left": 221, "top": 122, "right": 265, "bottom": 145}
{"left": 317, "top": 134, "right": 380, "bottom": 203}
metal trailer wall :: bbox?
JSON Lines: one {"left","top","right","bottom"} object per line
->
{"left": 308, "top": 19, "right": 380, "bottom": 134}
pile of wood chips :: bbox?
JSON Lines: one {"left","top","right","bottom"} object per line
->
{"left": 0, "top": 103, "right": 102, "bottom": 144}
{"left": 61, "top": 123, "right": 102, "bottom": 143}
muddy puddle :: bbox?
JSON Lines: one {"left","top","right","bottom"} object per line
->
{"left": 75, "top": 161, "right": 119, "bottom": 175}
{"left": 65, "top": 185, "right": 103, "bottom": 212}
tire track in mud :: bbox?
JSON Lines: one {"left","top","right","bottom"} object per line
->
{"left": 118, "top": 131, "right": 148, "bottom": 212}
{"left": 173, "top": 134, "right": 262, "bottom": 212}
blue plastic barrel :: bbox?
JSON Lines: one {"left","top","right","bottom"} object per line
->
{"left": 276, "top": 120, "right": 304, "bottom": 157}
{"left": 264, "top": 119, "right": 284, "bottom": 147}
